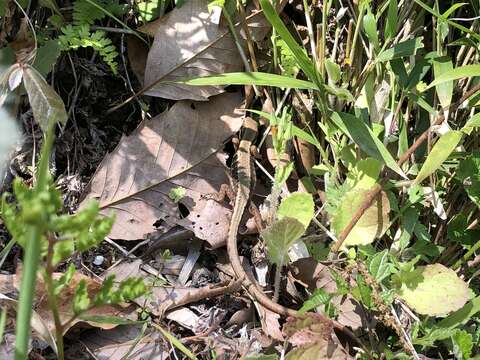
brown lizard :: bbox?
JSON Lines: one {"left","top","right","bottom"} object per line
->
{"left": 227, "top": 118, "right": 367, "bottom": 346}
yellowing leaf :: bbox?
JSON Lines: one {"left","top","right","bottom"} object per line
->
{"left": 396, "top": 264, "right": 470, "bottom": 316}
{"left": 414, "top": 130, "right": 462, "bottom": 185}
{"left": 331, "top": 189, "right": 390, "bottom": 247}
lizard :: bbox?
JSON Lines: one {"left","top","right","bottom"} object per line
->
{"left": 227, "top": 116, "right": 300, "bottom": 317}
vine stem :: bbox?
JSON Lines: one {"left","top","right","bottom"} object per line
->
{"left": 330, "top": 83, "right": 480, "bottom": 254}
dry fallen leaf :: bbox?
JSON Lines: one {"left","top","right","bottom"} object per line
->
{"left": 290, "top": 258, "right": 365, "bottom": 331}
{"left": 0, "top": 271, "right": 137, "bottom": 353}
{"left": 81, "top": 91, "right": 243, "bottom": 240}
{"left": 82, "top": 324, "right": 169, "bottom": 359}
{"left": 143, "top": 0, "right": 269, "bottom": 100}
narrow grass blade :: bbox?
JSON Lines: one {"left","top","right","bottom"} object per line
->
{"left": 428, "top": 64, "right": 480, "bottom": 89}
{"left": 413, "top": 130, "right": 463, "bottom": 185}
{"left": 258, "top": 0, "right": 318, "bottom": 85}
{"left": 178, "top": 72, "right": 318, "bottom": 90}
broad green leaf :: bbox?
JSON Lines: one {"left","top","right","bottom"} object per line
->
{"left": 292, "top": 125, "right": 322, "bottom": 150}
{"left": 384, "top": 0, "right": 398, "bottom": 40}
{"left": 414, "top": 130, "right": 462, "bottom": 185}
{"left": 452, "top": 330, "right": 472, "bottom": 360}
{"left": 363, "top": 6, "right": 379, "bottom": 51}
{"left": 368, "top": 249, "right": 392, "bottom": 282}
{"left": 395, "top": 263, "right": 470, "bottom": 316}
{"left": 376, "top": 37, "right": 424, "bottom": 63}
{"left": 346, "top": 158, "right": 382, "bottom": 190}
{"left": 331, "top": 112, "right": 406, "bottom": 178}
{"left": 179, "top": 72, "right": 318, "bottom": 90}
{"left": 331, "top": 189, "right": 390, "bottom": 247}
{"left": 428, "top": 64, "right": 480, "bottom": 89}
{"left": 33, "top": 39, "right": 62, "bottom": 77}
{"left": 324, "top": 58, "right": 341, "bottom": 83}
{"left": 277, "top": 192, "right": 314, "bottom": 229}
{"left": 433, "top": 56, "right": 453, "bottom": 108}
{"left": 262, "top": 217, "right": 305, "bottom": 265}
{"left": 258, "top": 0, "right": 318, "bottom": 85}
{"left": 22, "top": 65, "right": 68, "bottom": 131}
{"left": 438, "top": 296, "right": 480, "bottom": 329}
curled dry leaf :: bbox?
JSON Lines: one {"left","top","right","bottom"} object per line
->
{"left": 143, "top": 0, "right": 269, "bottom": 100}
{"left": 81, "top": 92, "right": 243, "bottom": 240}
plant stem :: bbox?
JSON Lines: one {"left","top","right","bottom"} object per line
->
{"left": 15, "top": 122, "right": 55, "bottom": 360}
{"left": 44, "top": 236, "right": 64, "bottom": 359}
{"left": 273, "top": 260, "right": 283, "bottom": 303}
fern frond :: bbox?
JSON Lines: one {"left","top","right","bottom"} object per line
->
{"left": 73, "top": 0, "right": 125, "bottom": 26}
{"left": 59, "top": 25, "right": 119, "bottom": 74}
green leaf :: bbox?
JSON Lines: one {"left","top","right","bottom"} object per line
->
{"left": 457, "top": 152, "right": 480, "bottom": 208}
{"left": 385, "top": 0, "right": 398, "bottom": 40}
{"left": 22, "top": 65, "right": 68, "bottom": 131}
{"left": 438, "top": 296, "right": 480, "bottom": 329}
{"left": 298, "top": 288, "right": 332, "bottom": 314}
{"left": 324, "top": 58, "right": 341, "bottom": 84}
{"left": 376, "top": 37, "right": 424, "bottom": 63}
{"left": 363, "top": 6, "right": 379, "bottom": 51}
{"left": 433, "top": 56, "right": 453, "bottom": 108}
{"left": 156, "top": 325, "right": 199, "bottom": 360}
{"left": 262, "top": 217, "right": 306, "bottom": 265}
{"left": 428, "top": 64, "right": 480, "bottom": 89}
{"left": 395, "top": 263, "right": 470, "bottom": 316}
{"left": 33, "top": 39, "right": 62, "bottom": 77}
{"left": 277, "top": 192, "right": 314, "bottom": 229}
{"left": 368, "top": 249, "right": 393, "bottom": 282}
{"left": 53, "top": 264, "right": 75, "bottom": 295}
{"left": 414, "top": 130, "right": 463, "bottom": 185}
{"left": 452, "top": 330, "right": 473, "bottom": 360}
{"left": 346, "top": 158, "right": 382, "bottom": 190}
{"left": 258, "top": 0, "right": 318, "bottom": 85}
{"left": 179, "top": 72, "right": 318, "bottom": 90}
{"left": 244, "top": 356, "right": 279, "bottom": 360}
{"left": 331, "top": 112, "right": 406, "bottom": 178}
{"left": 73, "top": 279, "right": 91, "bottom": 314}
{"left": 331, "top": 189, "right": 390, "bottom": 247}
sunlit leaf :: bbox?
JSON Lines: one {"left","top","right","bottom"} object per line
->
{"left": 376, "top": 37, "right": 423, "bottom": 63}
{"left": 414, "top": 130, "right": 462, "bottom": 185}
{"left": 277, "top": 192, "right": 314, "bottom": 229}
{"left": 179, "top": 72, "right": 318, "bottom": 90}
{"left": 331, "top": 189, "right": 390, "bottom": 247}
{"left": 395, "top": 263, "right": 470, "bottom": 316}
{"left": 428, "top": 64, "right": 480, "bottom": 89}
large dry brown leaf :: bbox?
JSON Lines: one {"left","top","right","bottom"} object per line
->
{"left": 143, "top": 0, "right": 269, "bottom": 100}
{"left": 81, "top": 92, "right": 243, "bottom": 240}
